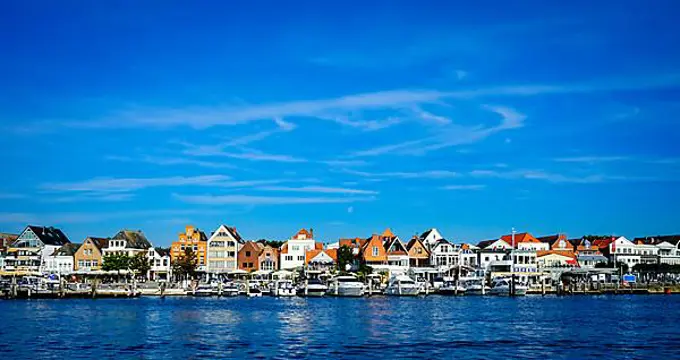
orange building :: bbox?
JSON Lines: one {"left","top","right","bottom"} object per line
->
{"left": 170, "top": 225, "right": 208, "bottom": 268}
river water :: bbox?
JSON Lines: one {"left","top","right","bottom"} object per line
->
{"left": 1, "top": 295, "right": 679, "bottom": 359}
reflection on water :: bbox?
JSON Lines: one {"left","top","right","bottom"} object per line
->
{"left": 1, "top": 295, "right": 680, "bottom": 359}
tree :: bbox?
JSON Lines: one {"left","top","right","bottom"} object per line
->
{"left": 257, "top": 239, "right": 284, "bottom": 249}
{"left": 337, "top": 245, "right": 354, "bottom": 272}
{"left": 129, "top": 253, "right": 152, "bottom": 281}
{"left": 102, "top": 253, "right": 130, "bottom": 275}
{"left": 172, "top": 248, "right": 198, "bottom": 281}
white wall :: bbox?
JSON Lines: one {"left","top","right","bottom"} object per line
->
{"left": 281, "top": 239, "right": 315, "bottom": 269}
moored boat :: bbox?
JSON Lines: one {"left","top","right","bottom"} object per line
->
{"left": 385, "top": 274, "right": 420, "bottom": 296}
{"left": 328, "top": 275, "right": 364, "bottom": 297}
{"left": 489, "top": 277, "right": 527, "bottom": 296}
{"left": 297, "top": 279, "right": 327, "bottom": 297}
{"left": 439, "top": 281, "right": 466, "bottom": 295}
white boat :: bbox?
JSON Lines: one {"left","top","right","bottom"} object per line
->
{"left": 276, "top": 280, "right": 296, "bottom": 297}
{"left": 464, "top": 279, "right": 491, "bottom": 295}
{"left": 385, "top": 274, "right": 420, "bottom": 296}
{"left": 297, "top": 279, "right": 327, "bottom": 297}
{"left": 191, "top": 284, "right": 214, "bottom": 297}
{"left": 328, "top": 275, "right": 365, "bottom": 297}
{"left": 439, "top": 281, "right": 466, "bottom": 295}
{"left": 489, "top": 277, "right": 527, "bottom": 296}
{"left": 415, "top": 277, "right": 433, "bottom": 295}
{"left": 221, "top": 282, "right": 240, "bottom": 297}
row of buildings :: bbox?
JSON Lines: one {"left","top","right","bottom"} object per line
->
{"left": 1, "top": 224, "right": 679, "bottom": 284}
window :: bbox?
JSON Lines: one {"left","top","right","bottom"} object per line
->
{"left": 163, "top": 259, "right": 168, "bottom": 266}
{"left": 285, "top": 256, "right": 293, "bottom": 261}
{"left": 298, "top": 256, "right": 304, "bottom": 261}
{"left": 242, "top": 262, "right": 248, "bottom": 268}
{"left": 245, "top": 251, "right": 251, "bottom": 257}
{"left": 292, "top": 245, "right": 299, "bottom": 252}
{"left": 372, "top": 246, "right": 379, "bottom": 256}
{"left": 416, "top": 247, "right": 422, "bottom": 254}
{"left": 248, "top": 262, "right": 254, "bottom": 268}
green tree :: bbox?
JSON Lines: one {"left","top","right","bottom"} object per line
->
{"left": 102, "top": 253, "right": 130, "bottom": 275}
{"left": 337, "top": 245, "right": 354, "bottom": 272}
{"left": 172, "top": 248, "right": 198, "bottom": 281}
{"left": 129, "top": 252, "right": 152, "bottom": 281}
{"left": 257, "top": 239, "right": 284, "bottom": 249}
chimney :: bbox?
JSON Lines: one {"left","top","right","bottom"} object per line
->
{"left": 310, "top": 228, "right": 314, "bottom": 238}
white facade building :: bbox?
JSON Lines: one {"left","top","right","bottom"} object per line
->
{"left": 206, "top": 225, "right": 242, "bottom": 274}
{"left": 44, "top": 243, "right": 78, "bottom": 275}
{"left": 147, "top": 247, "right": 172, "bottom": 281}
{"left": 280, "top": 229, "right": 317, "bottom": 270}
{"left": 420, "top": 228, "right": 444, "bottom": 250}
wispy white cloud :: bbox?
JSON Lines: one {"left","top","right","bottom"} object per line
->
{"left": 50, "top": 193, "right": 135, "bottom": 203}
{"left": 352, "top": 105, "right": 526, "bottom": 157}
{"left": 42, "top": 175, "right": 230, "bottom": 193}
{"left": 320, "top": 159, "right": 369, "bottom": 167}
{"left": 257, "top": 185, "right": 378, "bottom": 195}
{"left": 173, "top": 193, "right": 376, "bottom": 205}
{"left": 107, "top": 155, "right": 235, "bottom": 169}
{"left": 341, "top": 168, "right": 459, "bottom": 179}
{"left": 441, "top": 184, "right": 486, "bottom": 190}
{"left": 182, "top": 145, "right": 307, "bottom": 163}
{"left": 554, "top": 156, "right": 630, "bottom": 163}
{"left": 0, "top": 209, "right": 221, "bottom": 225}
{"left": 469, "top": 169, "right": 652, "bottom": 184}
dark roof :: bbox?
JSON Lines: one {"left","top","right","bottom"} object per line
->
{"left": 537, "top": 235, "right": 559, "bottom": 244}
{"left": 420, "top": 229, "right": 433, "bottom": 239}
{"left": 223, "top": 225, "right": 243, "bottom": 243}
{"left": 112, "top": 230, "right": 152, "bottom": 249}
{"left": 52, "top": 243, "right": 81, "bottom": 256}
{"left": 155, "top": 247, "right": 171, "bottom": 257}
{"left": 633, "top": 235, "right": 680, "bottom": 246}
{"left": 87, "top": 237, "right": 110, "bottom": 251}
{"left": 477, "top": 239, "right": 498, "bottom": 248}
{"left": 384, "top": 236, "right": 407, "bottom": 255}
{"left": 406, "top": 236, "right": 421, "bottom": 250}
{"left": 431, "top": 238, "right": 452, "bottom": 249}
{"left": 26, "top": 225, "right": 70, "bottom": 246}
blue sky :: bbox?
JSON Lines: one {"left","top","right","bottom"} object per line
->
{"left": 1, "top": 1, "right": 679, "bottom": 246}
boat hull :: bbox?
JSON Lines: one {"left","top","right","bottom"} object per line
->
{"left": 385, "top": 287, "right": 420, "bottom": 296}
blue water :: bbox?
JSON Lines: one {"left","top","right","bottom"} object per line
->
{"left": 1, "top": 295, "right": 679, "bottom": 359}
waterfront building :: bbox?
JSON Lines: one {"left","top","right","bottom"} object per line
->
{"left": 634, "top": 235, "right": 680, "bottom": 265}
{"left": 147, "top": 247, "right": 171, "bottom": 281}
{"left": 502, "top": 232, "right": 549, "bottom": 251}
{"left": 0, "top": 232, "right": 18, "bottom": 272}
{"left": 429, "top": 238, "right": 456, "bottom": 271}
{"left": 45, "top": 243, "right": 80, "bottom": 275}
{"left": 536, "top": 250, "right": 578, "bottom": 280}
{"left": 258, "top": 243, "right": 279, "bottom": 272}
{"left": 338, "top": 237, "right": 365, "bottom": 270}
{"left": 206, "top": 225, "right": 243, "bottom": 274}
{"left": 4, "top": 225, "right": 71, "bottom": 275}
{"left": 238, "top": 241, "right": 263, "bottom": 272}
{"left": 538, "top": 234, "right": 575, "bottom": 253}
{"left": 597, "top": 236, "right": 641, "bottom": 268}
{"left": 103, "top": 230, "right": 152, "bottom": 258}
{"left": 359, "top": 234, "right": 388, "bottom": 269}
{"left": 74, "top": 237, "right": 109, "bottom": 272}
{"left": 382, "top": 229, "right": 409, "bottom": 273}
{"left": 458, "top": 243, "right": 479, "bottom": 269}
{"left": 171, "top": 225, "right": 208, "bottom": 269}
{"left": 406, "top": 235, "right": 430, "bottom": 268}
{"left": 280, "top": 228, "right": 318, "bottom": 270}
{"left": 305, "top": 248, "right": 337, "bottom": 272}
{"left": 477, "top": 238, "right": 512, "bottom": 251}
{"left": 419, "top": 228, "right": 444, "bottom": 250}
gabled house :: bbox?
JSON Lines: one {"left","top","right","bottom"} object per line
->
{"left": 360, "top": 234, "right": 387, "bottom": 268}
{"left": 501, "top": 232, "right": 548, "bottom": 251}
{"left": 74, "top": 237, "right": 108, "bottom": 272}
{"left": 538, "top": 234, "right": 574, "bottom": 252}
{"left": 0, "top": 232, "right": 18, "bottom": 271}
{"left": 238, "top": 241, "right": 264, "bottom": 272}
{"left": 147, "top": 247, "right": 171, "bottom": 281}
{"left": 171, "top": 225, "right": 209, "bottom": 269}
{"left": 379, "top": 229, "right": 409, "bottom": 271}
{"left": 280, "top": 228, "right": 317, "bottom": 270}
{"left": 207, "top": 224, "right": 243, "bottom": 274}
{"left": 420, "top": 228, "right": 444, "bottom": 250}
{"left": 407, "top": 236, "right": 430, "bottom": 267}
{"left": 305, "top": 248, "right": 337, "bottom": 272}
{"left": 477, "top": 238, "right": 512, "bottom": 250}
{"left": 634, "top": 235, "right": 680, "bottom": 265}
{"left": 45, "top": 243, "right": 80, "bottom": 275}
{"left": 257, "top": 243, "right": 279, "bottom": 272}
{"left": 104, "top": 229, "right": 152, "bottom": 258}
{"left": 4, "top": 225, "right": 71, "bottom": 274}
{"left": 430, "top": 239, "right": 455, "bottom": 270}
